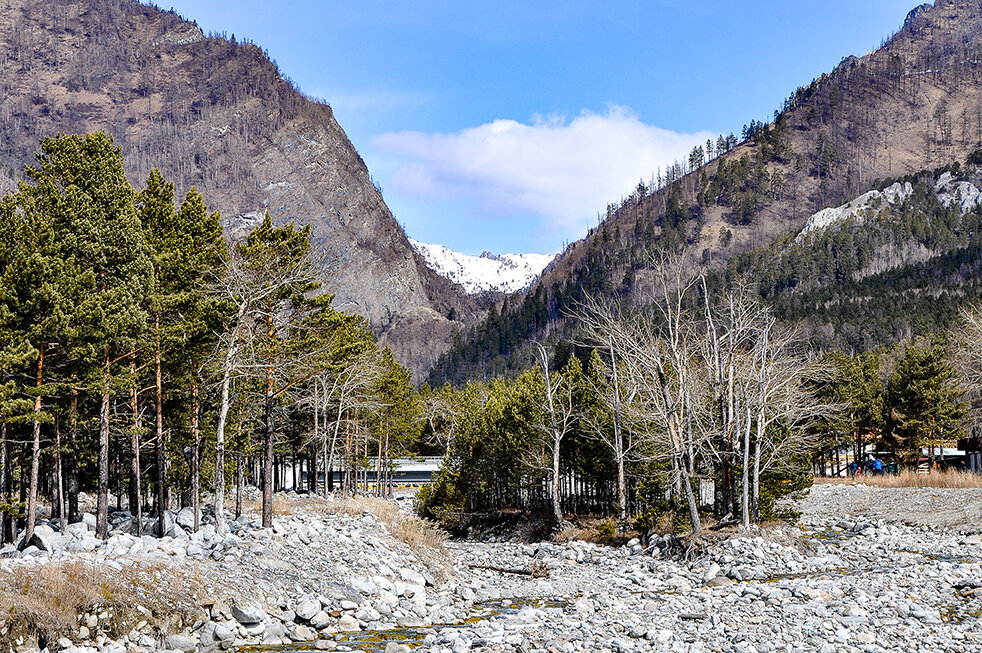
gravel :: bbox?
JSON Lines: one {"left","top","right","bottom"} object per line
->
{"left": 11, "top": 483, "right": 982, "bottom": 653}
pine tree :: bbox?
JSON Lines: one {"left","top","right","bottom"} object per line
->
{"left": 884, "top": 341, "right": 965, "bottom": 463}
{"left": 138, "top": 171, "right": 226, "bottom": 534}
{"left": 24, "top": 133, "right": 154, "bottom": 539}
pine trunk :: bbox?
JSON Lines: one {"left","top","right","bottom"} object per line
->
{"left": 67, "top": 390, "right": 79, "bottom": 523}
{"left": 262, "top": 370, "right": 275, "bottom": 527}
{"left": 24, "top": 348, "right": 44, "bottom": 546}
{"left": 96, "top": 349, "right": 111, "bottom": 540}
{"left": 155, "top": 327, "right": 166, "bottom": 537}
{"left": 0, "top": 422, "right": 6, "bottom": 546}
{"left": 130, "top": 358, "right": 143, "bottom": 535}
{"left": 191, "top": 376, "right": 200, "bottom": 531}
{"left": 55, "top": 416, "right": 65, "bottom": 529}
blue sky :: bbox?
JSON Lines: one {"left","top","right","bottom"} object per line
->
{"left": 160, "top": 0, "right": 917, "bottom": 255}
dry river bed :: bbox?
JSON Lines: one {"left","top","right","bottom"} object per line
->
{"left": 10, "top": 484, "right": 982, "bottom": 653}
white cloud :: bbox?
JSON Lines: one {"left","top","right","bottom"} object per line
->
{"left": 371, "top": 105, "right": 715, "bottom": 238}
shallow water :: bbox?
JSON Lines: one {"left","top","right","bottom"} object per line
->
{"left": 238, "top": 596, "right": 570, "bottom": 653}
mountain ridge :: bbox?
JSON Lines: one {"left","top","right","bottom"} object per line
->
{"left": 409, "top": 239, "right": 554, "bottom": 295}
{"left": 0, "top": 0, "right": 480, "bottom": 378}
{"left": 429, "top": 0, "right": 982, "bottom": 386}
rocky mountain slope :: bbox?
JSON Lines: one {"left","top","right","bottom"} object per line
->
{"left": 430, "top": 0, "right": 982, "bottom": 385}
{"left": 409, "top": 240, "right": 554, "bottom": 294}
{"left": 0, "top": 0, "right": 477, "bottom": 377}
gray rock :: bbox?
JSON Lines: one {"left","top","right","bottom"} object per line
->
{"left": 309, "top": 610, "right": 331, "bottom": 629}
{"left": 164, "top": 634, "right": 197, "bottom": 653}
{"left": 175, "top": 507, "right": 196, "bottom": 531}
{"left": 231, "top": 603, "right": 267, "bottom": 625}
{"left": 19, "top": 524, "right": 61, "bottom": 552}
{"left": 289, "top": 625, "right": 316, "bottom": 642}
{"left": 295, "top": 598, "right": 320, "bottom": 622}
{"left": 384, "top": 644, "right": 410, "bottom": 653}
{"left": 338, "top": 614, "right": 360, "bottom": 631}
{"left": 65, "top": 521, "right": 91, "bottom": 535}
{"left": 144, "top": 512, "right": 175, "bottom": 537}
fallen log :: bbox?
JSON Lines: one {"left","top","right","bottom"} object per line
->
{"left": 467, "top": 561, "right": 550, "bottom": 578}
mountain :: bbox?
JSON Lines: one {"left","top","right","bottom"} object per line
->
{"left": 430, "top": 0, "right": 982, "bottom": 386}
{"left": 0, "top": 0, "right": 479, "bottom": 378}
{"left": 409, "top": 240, "right": 555, "bottom": 294}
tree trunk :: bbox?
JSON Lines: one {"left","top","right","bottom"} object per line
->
{"left": 552, "top": 438, "right": 563, "bottom": 524}
{"left": 213, "top": 341, "right": 237, "bottom": 533}
{"left": 55, "top": 415, "right": 65, "bottom": 529}
{"left": 154, "top": 328, "right": 166, "bottom": 538}
{"left": 24, "top": 347, "right": 44, "bottom": 546}
{"left": 609, "top": 339, "right": 628, "bottom": 523}
{"left": 262, "top": 371, "right": 275, "bottom": 527}
{"left": 312, "top": 378, "right": 319, "bottom": 495}
{"left": 67, "top": 389, "right": 79, "bottom": 524}
{"left": 741, "top": 404, "right": 752, "bottom": 529}
{"left": 190, "top": 375, "right": 200, "bottom": 531}
{"left": 681, "top": 457, "right": 701, "bottom": 535}
{"left": 235, "top": 450, "right": 243, "bottom": 519}
{"left": 0, "top": 424, "right": 5, "bottom": 545}
{"left": 97, "top": 349, "right": 111, "bottom": 540}
{"left": 129, "top": 358, "right": 143, "bottom": 535}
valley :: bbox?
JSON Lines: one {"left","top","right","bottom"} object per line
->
{"left": 2, "top": 2, "right": 982, "bottom": 653}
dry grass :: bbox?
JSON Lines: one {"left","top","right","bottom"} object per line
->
{"left": 241, "top": 493, "right": 294, "bottom": 516}
{"left": 0, "top": 561, "right": 203, "bottom": 649}
{"left": 390, "top": 515, "right": 448, "bottom": 551}
{"left": 328, "top": 495, "right": 399, "bottom": 523}
{"left": 814, "top": 470, "right": 982, "bottom": 489}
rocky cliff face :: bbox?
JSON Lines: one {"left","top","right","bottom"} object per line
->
{"left": 0, "top": 0, "right": 475, "bottom": 377}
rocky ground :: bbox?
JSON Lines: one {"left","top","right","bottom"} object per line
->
{"left": 8, "top": 482, "right": 982, "bottom": 653}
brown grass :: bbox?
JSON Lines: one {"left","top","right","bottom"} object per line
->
{"left": 814, "top": 470, "right": 982, "bottom": 489}
{"left": 328, "top": 495, "right": 399, "bottom": 523}
{"left": 0, "top": 561, "right": 203, "bottom": 649}
{"left": 241, "top": 493, "right": 294, "bottom": 516}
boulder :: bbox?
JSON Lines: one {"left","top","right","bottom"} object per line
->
{"left": 164, "top": 634, "right": 197, "bottom": 653}
{"left": 199, "top": 621, "right": 235, "bottom": 650}
{"left": 18, "top": 524, "right": 62, "bottom": 552}
{"left": 384, "top": 644, "right": 410, "bottom": 653}
{"left": 64, "top": 521, "right": 91, "bottom": 536}
{"left": 289, "top": 625, "right": 316, "bottom": 642}
{"left": 338, "top": 614, "right": 360, "bottom": 631}
{"left": 350, "top": 577, "right": 377, "bottom": 595}
{"left": 152, "top": 512, "right": 176, "bottom": 537}
{"left": 175, "top": 507, "right": 196, "bottom": 531}
{"left": 295, "top": 598, "right": 320, "bottom": 622}
{"left": 231, "top": 603, "right": 266, "bottom": 625}
{"left": 309, "top": 610, "right": 331, "bottom": 629}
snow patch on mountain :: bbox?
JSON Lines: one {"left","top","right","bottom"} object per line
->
{"left": 410, "top": 240, "right": 554, "bottom": 294}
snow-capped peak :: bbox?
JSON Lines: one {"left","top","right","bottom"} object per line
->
{"left": 410, "top": 239, "right": 554, "bottom": 294}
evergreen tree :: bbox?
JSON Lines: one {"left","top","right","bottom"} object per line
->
{"left": 884, "top": 341, "right": 965, "bottom": 462}
{"left": 16, "top": 133, "right": 154, "bottom": 539}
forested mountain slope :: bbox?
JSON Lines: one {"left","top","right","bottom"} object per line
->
{"left": 430, "top": 0, "right": 982, "bottom": 386}
{"left": 0, "top": 0, "right": 479, "bottom": 378}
